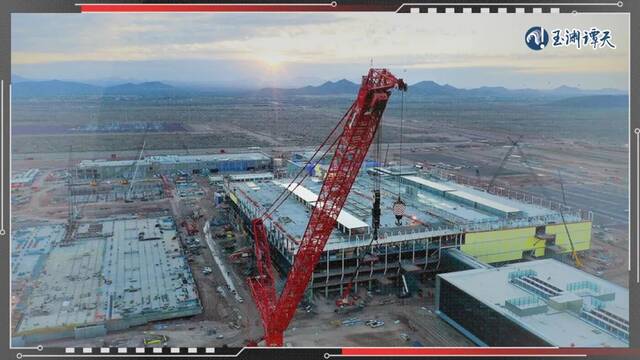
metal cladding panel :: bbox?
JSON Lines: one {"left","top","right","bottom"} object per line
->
{"left": 545, "top": 222, "right": 592, "bottom": 252}
{"left": 462, "top": 222, "right": 592, "bottom": 264}
{"left": 462, "top": 227, "right": 543, "bottom": 264}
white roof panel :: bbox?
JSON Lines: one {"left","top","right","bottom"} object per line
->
{"left": 450, "top": 190, "right": 521, "bottom": 214}
{"left": 336, "top": 210, "right": 369, "bottom": 231}
{"left": 276, "top": 181, "right": 319, "bottom": 203}
{"left": 229, "top": 172, "right": 274, "bottom": 181}
{"left": 402, "top": 175, "right": 456, "bottom": 192}
{"left": 275, "top": 181, "right": 368, "bottom": 231}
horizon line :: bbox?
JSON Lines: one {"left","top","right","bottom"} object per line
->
{"left": 10, "top": 74, "right": 629, "bottom": 93}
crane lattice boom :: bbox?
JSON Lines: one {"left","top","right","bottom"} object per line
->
{"left": 247, "top": 68, "right": 406, "bottom": 346}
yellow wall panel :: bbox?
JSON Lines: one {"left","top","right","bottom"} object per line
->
{"left": 461, "top": 221, "right": 592, "bottom": 264}
{"left": 546, "top": 222, "right": 592, "bottom": 252}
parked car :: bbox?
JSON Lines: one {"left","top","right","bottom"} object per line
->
{"left": 366, "top": 320, "right": 385, "bottom": 328}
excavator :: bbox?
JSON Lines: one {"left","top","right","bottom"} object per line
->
{"left": 245, "top": 68, "right": 406, "bottom": 346}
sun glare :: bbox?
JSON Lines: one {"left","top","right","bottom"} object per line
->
{"left": 262, "top": 53, "right": 286, "bottom": 70}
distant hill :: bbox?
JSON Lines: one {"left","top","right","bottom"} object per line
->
{"left": 257, "top": 79, "right": 360, "bottom": 96}
{"left": 103, "top": 81, "right": 178, "bottom": 96}
{"left": 13, "top": 80, "right": 103, "bottom": 97}
{"left": 546, "top": 95, "right": 629, "bottom": 108}
{"left": 13, "top": 80, "right": 182, "bottom": 98}
{"left": 11, "top": 74, "right": 33, "bottom": 83}
{"left": 408, "top": 81, "right": 460, "bottom": 96}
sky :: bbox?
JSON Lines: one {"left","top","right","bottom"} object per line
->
{"left": 11, "top": 13, "right": 629, "bottom": 90}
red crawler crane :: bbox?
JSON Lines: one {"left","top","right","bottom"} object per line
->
{"left": 247, "top": 68, "right": 407, "bottom": 346}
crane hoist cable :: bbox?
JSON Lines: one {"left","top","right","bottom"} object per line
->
{"left": 393, "top": 90, "right": 406, "bottom": 225}
{"left": 398, "top": 89, "right": 404, "bottom": 193}
{"left": 260, "top": 104, "right": 353, "bottom": 220}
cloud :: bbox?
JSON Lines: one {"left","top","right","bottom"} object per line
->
{"left": 11, "top": 13, "right": 629, "bottom": 89}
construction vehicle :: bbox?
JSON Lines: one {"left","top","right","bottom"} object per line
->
{"left": 143, "top": 334, "right": 168, "bottom": 346}
{"left": 229, "top": 247, "right": 252, "bottom": 262}
{"left": 181, "top": 220, "right": 199, "bottom": 236}
{"left": 246, "top": 68, "right": 406, "bottom": 346}
{"left": 366, "top": 319, "right": 385, "bottom": 328}
{"left": 335, "top": 251, "right": 377, "bottom": 309}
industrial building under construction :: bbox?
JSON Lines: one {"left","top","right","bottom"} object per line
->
{"left": 75, "top": 153, "right": 272, "bottom": 181}
{"left": 11, "top": 217, "right": 201, "bottom": 346}
{"left": 226, "top": 166, "right": 593, "bottom": 296}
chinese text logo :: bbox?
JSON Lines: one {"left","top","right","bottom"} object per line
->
{"left": 526, "top": 26, "right": 615, "bottom": 50}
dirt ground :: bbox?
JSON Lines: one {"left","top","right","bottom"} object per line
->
{"left": 283, "top": 294, "right": 472, "bottom": 347}
{"left": 11, "top": 131, "right": 631, "bottom": 348}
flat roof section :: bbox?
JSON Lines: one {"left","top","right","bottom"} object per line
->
{"left": 276, "top": 181, "right": 318, "bottom": 203}
{"left": 11, "top": 168, "right": 40, "bottom": 183}
{"left": 15, "top": 217, "right": 200, "bottom": 337}
{"left": 336, "top": 209, "right": 370, "bottom": 232}
{"left": 78, "top": 152, "right": 270, "bottom": 168}
{"left": 147, "top": 152, "right": 270, "bottom": 164}
{"left": 402, "top": 175, "right": 521, "bottom": 216}
{"left": 275, "top": 181, "right": 369, "bottom": 232}
{"left": 11, "top": 224, "right": 64, "bottom": 282}
{"left": 229, "top": 172, "right": 274, "bottom": 181}
{"left": 448, "top": 189, "right": 521, "bottom": 215}
{"left": 438, "top": 259, "right": 628, "bottom": 347}
{"left": 402, "top": 175, "right": 456, "bottom": 193}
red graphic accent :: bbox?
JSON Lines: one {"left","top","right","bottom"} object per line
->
{"left": 341, "top": 347, "right": 640, "bottom": 357}
{"left": 79, "top": 3, "right": 394, "bottom": 13}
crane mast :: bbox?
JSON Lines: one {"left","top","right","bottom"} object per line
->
{"left": 247, "top": 68, "right": 407, "bottom": 346}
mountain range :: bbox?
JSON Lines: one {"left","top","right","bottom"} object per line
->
{"left": 12, "top": 80, "right": 189, "bottom": 98}
{"left": 257, "top": 79, "right": 626, "bottom": 98}
{"left": 11, "top": 74, "right": 627, "bottom": 100}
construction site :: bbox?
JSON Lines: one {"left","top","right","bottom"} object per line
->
{"left": 9, "top": 68, "right": 629, "bottom": 348}
{"left": 226, "top": 167, "right": 592, "bottom": 297}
